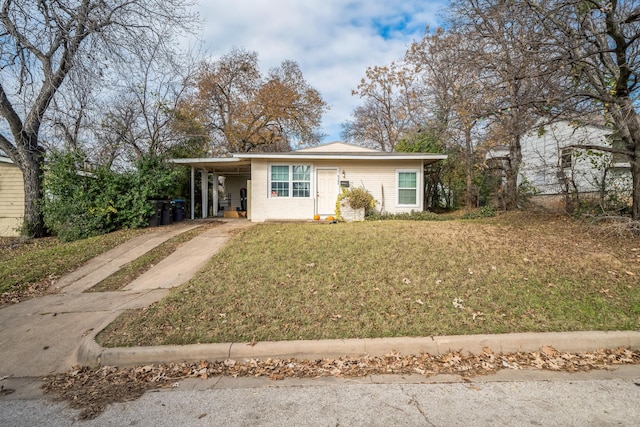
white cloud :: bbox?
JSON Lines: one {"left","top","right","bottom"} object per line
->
{"left": 192, "top": 0, "right": 445, "bottom": 142}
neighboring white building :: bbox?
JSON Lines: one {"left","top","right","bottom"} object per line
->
{"left": 487, "top": 121, "right": 632, "bottom": 209}
{"left": 172, "top": 142, "right": 447, "bottom": 221}
{"left": 0, "top": 156, "right": 24, "bottom": 236}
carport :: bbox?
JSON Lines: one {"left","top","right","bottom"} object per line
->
{"left": 170, "top": 157, "right": 252, "bottom": 219}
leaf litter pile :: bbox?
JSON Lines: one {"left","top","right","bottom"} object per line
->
{"left": 43, "top": 346, "right": 640, "bottom": 420}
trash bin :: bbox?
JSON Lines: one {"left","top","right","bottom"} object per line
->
{"left": 161, "top": 200, "right": 173, "bottom": 225}
{"left": 173, "top": 199, "right": 185, "bottom": 222}
{"left": 148, "top": 200, "right": 163, "bottom": 227}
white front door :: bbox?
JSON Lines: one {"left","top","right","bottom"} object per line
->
{"left": 316, "top": 168, "right": 338, "bottom": 215}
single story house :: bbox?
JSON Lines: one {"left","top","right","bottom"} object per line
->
{"left": 0, "top": 156, "right": 24, "bottom": 236}
{"left": 171, "top": 142, "right": 447, "bottom": 221}
{"left": 486, "top": 120, "right": 632, "bottom": 209}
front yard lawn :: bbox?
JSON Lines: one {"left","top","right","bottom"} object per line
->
{"left": 97, "top": 213, "right": 640, "bottom": 347}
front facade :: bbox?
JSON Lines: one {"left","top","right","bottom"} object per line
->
{"left": 172, "top": 142, "right": 447, "bottom": 222}
{"left": 0, "top": 156, "right": 24, "bottom": 236}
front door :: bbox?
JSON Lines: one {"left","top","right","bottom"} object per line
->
{"left": 316, "top": 168, "right": 338, "bottom": 216}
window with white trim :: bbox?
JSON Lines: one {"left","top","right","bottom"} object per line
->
{"left": 560, "top": 148, "right": 573, "bottom": 169}
{"left": 270, "top": 165, "right": 311, "bottom": 197}
{"left": 397, "top": 170, "right": 418, "bottom": 206}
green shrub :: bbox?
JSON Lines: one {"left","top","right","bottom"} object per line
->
{"left": 366, "top": 210, "right": 443, "bottom": 221}
{"left": 366, "top": 207, "right": 496, "bottom": 222}
{"left": 43, "top": 150, "right": 182, "bottom": 241}
{"left": 460, "top": 206, "right": 497, "bottom": 219}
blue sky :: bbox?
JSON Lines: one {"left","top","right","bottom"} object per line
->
{"left": 192, "top": 0, "right": 446, "bottom": 144}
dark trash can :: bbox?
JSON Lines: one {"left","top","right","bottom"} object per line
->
{"left": 148, "top": 200, "right": 163, "bottom": 227}
{"left": 173, "top": 199, "right": 185, "bottom": 222}
{"left": 161, "top": 200, "right": 173, "bottom": 225}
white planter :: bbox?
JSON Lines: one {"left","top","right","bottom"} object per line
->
{"left": 339, "top": 199, "right": 365, "bottom": 222}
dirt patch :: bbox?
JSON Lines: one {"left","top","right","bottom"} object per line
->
{"left": 42, "top": 346, "right": 640, "bottom": 420}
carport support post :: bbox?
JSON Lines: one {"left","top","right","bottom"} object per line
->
{"left": 212, "top": 173, "right": 219, "bottom": 217}
{"left": 200, "top": 169, "right": 208, "bottom": 218}
{"left": 190, "top": 166, "right": 195, "bottom": 220}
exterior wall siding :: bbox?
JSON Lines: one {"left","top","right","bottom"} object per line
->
{"left": 0, "top": 161, "right": 24, "bottom": 236}
{"left": 249, "top": 158, "right": 424, "bottom": 222}
{"left": 519, "top": 122, "right": 631, "bottom": 195}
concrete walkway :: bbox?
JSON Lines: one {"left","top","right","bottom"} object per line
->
{"left": 0, "top": 220, "right": 253, "bottom": 377}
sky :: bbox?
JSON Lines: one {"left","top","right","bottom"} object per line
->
{"left": 192, "top": 0, "right": 447, "bottom": 144}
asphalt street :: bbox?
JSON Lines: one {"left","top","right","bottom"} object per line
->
{"left": 2, "top": 367, "right": 639, "bottom": 426}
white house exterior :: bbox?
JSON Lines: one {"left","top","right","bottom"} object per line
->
{"left": 172, "top": 142, "right": 447, "bottom": 222}
{"left": 487, "top": 121, "right": 632, "bottom": 208}
{"left": 0, "top": 156, "right": 24, "bottom": 236}
{"left": 521, "top": 121, "right": 630, "bottom": 194}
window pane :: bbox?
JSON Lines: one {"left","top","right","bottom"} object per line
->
{"left": 398, "top": 171, "right": 417, "bottom": 205}
{"left": 271, "top": 165, "right": 289, "bottom": 181}
{"left": 292, "top": 165, "right": 310, "bottom": 181}
{"left": 399, "top": 189, "right": 416, "bottom": 205}
{"left": 271, "top": 182, "right": 289, "bottom": 197}
{"left": 293, "top": 182, "right": 310, "bottom": 198}
{"left": 398, "top": 172, "right": 416, "bottom": 188}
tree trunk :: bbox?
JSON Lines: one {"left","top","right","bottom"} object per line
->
{"left": 619, "top": 98, "right": 640, "bottom": 221}
{"left": 632, "top": 153, "right": 640, "bottom": 221}
{"left": 504, "top": 136, "right": 522, "bottom": 210}
{"left": 20, "top": 148, "right": 46, "bottom": 237}
{"left": 464, "top": 125, "right": 474, "bottom": 209}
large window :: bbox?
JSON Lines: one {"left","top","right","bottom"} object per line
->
{"left": 397, "top": 170, "right": 418, "bottom": 206}
{"left": 270, "top": 165, "right": 311, "bottom": 198}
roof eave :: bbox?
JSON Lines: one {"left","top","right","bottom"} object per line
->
{"left": 233, "top": 153, "right": 448, "bottom": 161}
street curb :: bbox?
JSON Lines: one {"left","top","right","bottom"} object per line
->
{"left": 78, "top": 330, "right": 640, "bottom": 368}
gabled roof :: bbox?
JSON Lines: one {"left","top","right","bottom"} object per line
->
{"left": 296, "top": 141, "right": 379, "bottom": 153}
{"left": 0, "top": 156, "right": 15, "bottom": 165}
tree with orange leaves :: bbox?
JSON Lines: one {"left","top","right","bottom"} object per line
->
{"left": 183, "top": 49, "right": 328, "bottom": 154}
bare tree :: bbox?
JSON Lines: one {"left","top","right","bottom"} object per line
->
{"left": 96, "top": 40, "right": 203, "bottom": 166}
{"left": 520, "top": 0, "right": 640, "bottom": 219}
{"left": 0, "top": 0, "right": 198, "bottom": 236}
{"left": 342, "top": 61, "right": 428, "bottom": 152}
{"left": 449, "top": 0, "right": 552, "bottom": 209}
{"left": 406, "top": 30, "right": 490, "bottom": 208}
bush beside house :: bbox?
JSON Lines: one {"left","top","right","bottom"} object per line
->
{"left": 44, "top": 151, "right": 183, "bottom": 241}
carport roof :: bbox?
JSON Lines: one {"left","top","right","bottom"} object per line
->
{"left": 169, "top": 157, "right": 252, "bottom": 174}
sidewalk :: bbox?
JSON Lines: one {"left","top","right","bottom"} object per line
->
{"left": 0, "top": 220, "right": 253, "bottom": 377}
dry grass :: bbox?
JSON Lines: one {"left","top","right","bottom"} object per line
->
{"left": 97, "top": 212, "right": 640, "bottom": 347}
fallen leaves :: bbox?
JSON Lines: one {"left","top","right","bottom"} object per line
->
{"left": 0, "top": 275, "right": 59, "bottom": 308}
{"left": 42, "top": 346, "right": 640, "bottom": 420}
